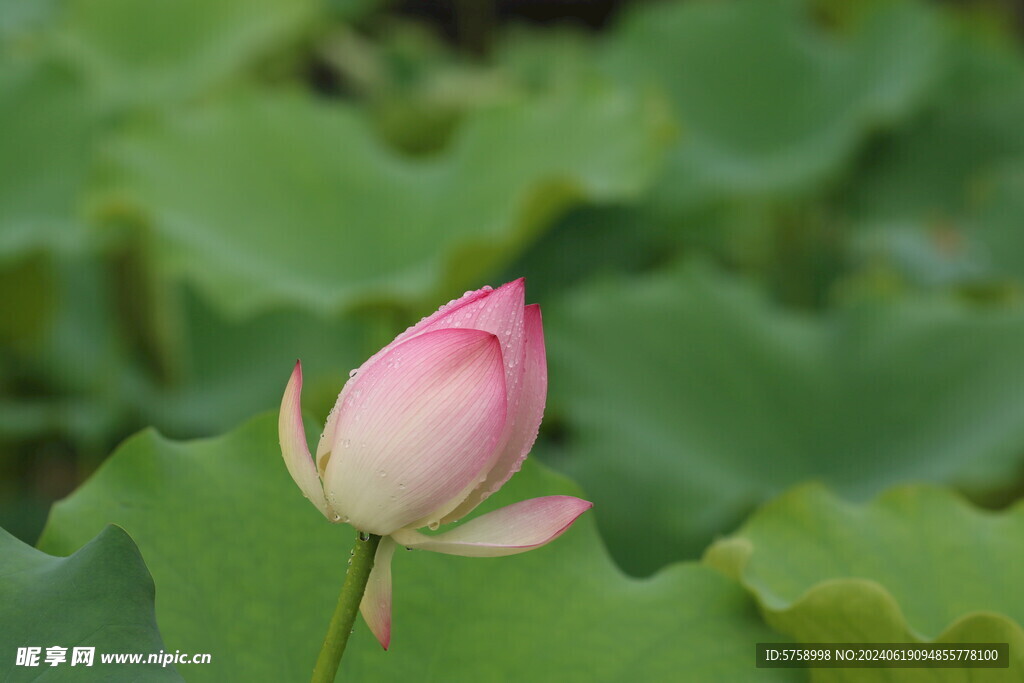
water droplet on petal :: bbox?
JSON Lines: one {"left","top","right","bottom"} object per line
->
{"left": 359, "top": 531, "right": 370, "bottom": 541}
{"left": 428, "top": 521, "right": 440, "bottom": 531}
{"left": 378, "top": 470, "right": 387, "bottom": 478}
{"left": 349, "top": 368, "right": 359, "bottom": 378}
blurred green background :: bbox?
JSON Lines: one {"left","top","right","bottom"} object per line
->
{"left": 3, "top": 0, "right": 1024, "bottom": 578}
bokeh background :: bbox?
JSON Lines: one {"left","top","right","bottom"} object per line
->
{"left": 3, "top": 0, "right": 1024, "bottom": 579}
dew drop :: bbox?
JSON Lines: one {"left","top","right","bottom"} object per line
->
{"left": 404, "top": 547, "right": 413, "bottom": 552}
{"left": 332, "top": 513, "right": 342, "bottom": 522}
{"left": 342, "top": 439, "right": 352, "bottom": 448}
{"left": 378, "top": 470, "right": 387, "bottom": 478}
{"left": 398, "top": 483, "right": 406, "bottom": 490}
{"left": 428, "top": 521, "right": 440, "bottom": 531}
{"left": 359, "top": 531, "right": 370, "bottom": 541}
{"left": 348, "top": 368, "right": 359, "bottom": 378}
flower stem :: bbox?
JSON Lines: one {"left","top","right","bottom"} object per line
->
{"left": 311, "top": 532, "right": 382, "bottom": 683}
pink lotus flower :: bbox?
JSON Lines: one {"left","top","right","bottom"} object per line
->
{"left": 279, "top": 279, "right": 592, "bottom": 649}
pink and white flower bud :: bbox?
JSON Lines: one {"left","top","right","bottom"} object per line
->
{"left": 279, "top": 279, "right": 592, "bottom": 650}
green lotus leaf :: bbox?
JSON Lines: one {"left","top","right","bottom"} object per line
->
{"left": 546, "top": 261, "right": 1024, "bottom": 575}
{"left": 705, "top": 483, "right": 1024, "bottom": 682}
{"left": 38, "top": 414, "right": 797, "bottom": 682}
{"left": 89, "top": 88, "right": 668, "bottom": 315}
{"left": 0, "top": 524, "right": 181, "bottom": 681}
{"left": 0, "top": 0, "right": 59, "bottom": 47}
{"left": 130, "top": 288, "right": 365, "bottom": 438}
{"left": 843, "top": 17, "right": 1024, "bottom": 293}
{"left": 847, "top": 21, "right": 1024, "bottom": 226}
{"left": 603, "top": 0, "right": 945, "bottom": 212}
{"left": 51, "top": 0, "right": 320, "bottom": 107}
{"left": 0, "top": 58, "right": 98, "bottom": 258}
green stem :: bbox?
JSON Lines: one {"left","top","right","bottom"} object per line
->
{"left": 311, "top": 532, "right": 382, "bottom": 683}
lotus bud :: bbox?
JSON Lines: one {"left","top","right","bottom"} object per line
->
{"left": 280, "top": 279, "right": 592, "bottom": 649}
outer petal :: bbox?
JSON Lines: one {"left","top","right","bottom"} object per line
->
{"left": 408, "top": 279, "right": 528, "bottom": 522}
{"left": 278, "top": 361, "right": 331, "bottom": 519}
{"left": 443, "top": 304, "right": 546, "bottom": 522}
{"left": 419, "top": 280, "right": 526, "bottom": 405}
{"left": 338, "top": 284, "right": 498, "bottom": 387}
{"left": 359, "top": 536, "right": 397, "bottom": 650}
{"left": 391, "top": 496, "right": 592, "bottom": 557}
{"left": 384, "top": 279, "right": 525, "bottom": 364}
{"left": 315, "top": 280, "right": 523, "bottom": 475}
{"left": 323, "top": 328, "right": 507, "bottom": 535}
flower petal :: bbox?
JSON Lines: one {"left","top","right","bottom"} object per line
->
{"left": 278, "top": 361, "right": 330, "bottom": 519}
{"left": 323, "top": 328, "right": 507, "bottom": 535}
{"left": 408, "top": 279, "right": 528, "bottom": 519}
{"left": 359, "top": 536, "right": 397, "bottom": 650}
{"left": 315, "top": 280, "right": 524, "bottom": 475}
{"left": 420, "top": 280, "right": 527, "bottom": 407}
{"left": 392, "top": 496, "right": 592, "bottom": 557}
{"left": 340, "top": 284, "right": 498, "bottom": 387}
{"left": 443, "top": 303, "right": 546, "bottom": 522}
{"left": 384, "top": 280, "right": 525, "bottom": 361}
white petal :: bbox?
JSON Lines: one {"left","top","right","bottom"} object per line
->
{"left": 444, "top": 303, "right": 546, "bottom": 522}
{"left": 323, "top": 328, "right": 507, "bottom": 535}
{"left": 392, "top": 496, "right": 592, "bottom": 557}
{"left": 278, "top": 361, "right": 331, "bottom": 519}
